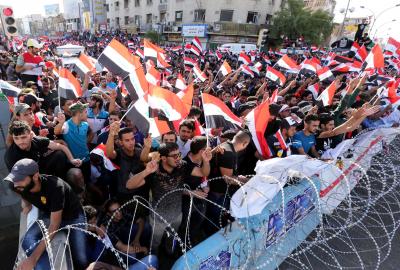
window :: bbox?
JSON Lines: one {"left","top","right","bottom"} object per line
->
{"left": 107, "top": 18, "right": 110, "bottom": 24}
{"left": 220, "top": 10, "right": 233, "bottom": 22}
{"left": 105, "top": 4, "right": 109, "bottom": 12}
{"left": 194, "top": 9, "right": 205, "bottom": 22}
{"left": 265, "top": 14, "right": 273, "bottom": 24}
{"left": 125, "top": 16, "right": 129, "bottom": 24}
{"left": 124, "top": 0, "right": 129, "bottom": 8}
{"left": 147, "top": 0, "right": 153, "bottom": 5}
{"left": 175, "top": 10, "right": 183, "bottom": 22}
{"left": 116, "top": 17, "right": 120, "bottom": 25}
{"left": 246, "top": 11, "right": 258, "bottom": 23}
{"left": 160, "top": 0, "right": 167, "bottom": 3}
{"left": 115, "top": 1, "right": 119, "bottom": 10}
{"left": 134, "top": 15, "right": 141, "bottom": 25}
{"left": 135, "top": 0, "right": 140, "bottom": 7}
{"left": 146, "top": 13, "right": 152, "bottom": 23}
{"left": 160, "top": 12, "right": 166, "bottom": 22}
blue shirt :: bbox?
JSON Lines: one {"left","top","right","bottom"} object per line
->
{"left": 292, "top": 131, "right": 316, "bottom": 155}
{"left": 62, "top": 119, "right": 90, "bottom": 160}
{"left": 87, "top": 108, "right": 109, "bottom": 144}
{"left": 107, "top": 82, "right": 117, "bottom": 90}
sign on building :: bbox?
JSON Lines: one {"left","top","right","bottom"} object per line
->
{"left": 182, "top": 24, "right": 207, "bottom": 37}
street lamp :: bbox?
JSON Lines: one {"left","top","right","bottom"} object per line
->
{"left": 372, "top": 19, "right": 397, "bottom": 39}
{"left": 338, "top": 0, "right": 355, "bottom": 38}
{"left": 369, "top": 3, "right": 400, "bottom": 35}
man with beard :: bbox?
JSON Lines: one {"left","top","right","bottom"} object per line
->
{"left": 87, "top": 92, "right": 116, "bottom": 147}
{"left": 5, "top": 121, "right": 81, "bottom": 179}
{"left": 292, "top": 114, "right": 320, "bottom": 158}
{"left": 5, "top": 159, "right": 88, "bottom": 270}
{"left": 126, "top": 142, "right": 212, "bottom": 252}
{"left": 15, "top": 39, "right": 45, "bottom": 86}
{"left": 177, "top": 120, "right": 195, "bottom": 158}
{"left": 37, "top": 76, "right": 58, "bottom": 115}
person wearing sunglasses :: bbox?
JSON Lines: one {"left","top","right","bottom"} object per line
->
{"left": 125, "top": 142, "right": 212, "bottom": 254}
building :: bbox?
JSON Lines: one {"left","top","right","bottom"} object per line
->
{"left": 303, "top": 0, "right": 336, "bottom": 15}
{"left": 63, "top": 0, "right": 81, "bottom": 31}
{"left": 105, "top": 0, "right": 283, "bottom": 48}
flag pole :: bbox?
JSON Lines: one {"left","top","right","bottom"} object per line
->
{"left": 119, "top": 101, "right": 135, "bottom": 122}
{"left": 200, "top": 92, "right": 210, "bottom": 147}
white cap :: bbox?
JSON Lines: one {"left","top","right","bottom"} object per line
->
{"left": 26, "top": 39, "right": 43, "bottom": 49}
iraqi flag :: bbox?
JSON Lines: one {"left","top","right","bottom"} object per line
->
{"left": 175, "top": 73, "right": 187, "bottom": 91}
{"left": 350, "top": 42, "right": 360, "bottom": 53}
{"left": 245, "top": 101, "right": 271, "bottom": 159}
{"left": 184, "top": 56, "right": 197, "bottom": 67}
{"left": 215, "top": 51, "right": 223, "bottom": 61}
{"left": 316, "top": 81, "right": 337, "bottom": 107}
{"left": 193, "top": 65, "right": 208, "bottom": 82}
{"left": 97, "top": 39, "right": 137, "bottom": 78}
{"left": 191, "top": 37, "right": 203, "bottom": 53}
{"left": 148, "top": 86, "right": 189, "bottom": 121}
{"left": 307, "top": 83, "right": 320, "bottom": 99}
{"left": 317, "top": 66, "right": 334, "bottom": 82}
{"left": 125, "top": 97, "right": 171, "bottom": 137}
{"left": 250, "top": 62, "right": 263, "bottom": 75}
{"left": 240, "top": 64, "right": 254, "bottom": 78}
{"left": 361, "top": 44, "right": 384, "bottom": 71}
{"left": 123, "top": 55, "right": 149, "bottom": 100}
{"left": 266, "top": 66, "right": 286, "bottom": 86}
{"left": 91, "top": 144, "right": 120, "bottom": 171}
{"left": 146, "top": 66, "right": 161, "bottom": 86}
{"left": 219, "top": 60, "right": 232, "bottom": 76}
{"left": 276, "top": 54, "right": 299, "bottom": 73}
{"left": 355, "top": 45, "right": 368, "bottom": 61}
{"left": 385, "top": 37, "right": 400, "bottom": 53}
{"left": 238, "top": 52, "right": 251, "bottom": 65}
{"left": 190, "top": 45, "right": 201, "bottom": 56}
{"left": 75, "top": 53, "right": 95, "bottom": 78}
{"left": 202, "top": 92, "right": 242, "bottom": 129}
{"left": 58, "top": 68, "right": 83, "bottom": 99}
{"left": 171, "top": 46, "right": 182, "bottom": 53}
{"left": 157, "top": 52, "right": 171, "bottom": 69}
{"left": 135, "top": 48, "right": 144, "bottom": 59}
{"left": 144, "top": 39, "right": 165, "bottom": 62}
{"left": 300, "top": 58, "right": 320, "bottom": 74}
{"left": 177, "top": 83, "right": 194, "bottom": 111}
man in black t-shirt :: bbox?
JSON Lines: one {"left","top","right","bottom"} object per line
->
{"left": 4, "top": 159, "right": 88, "bottom": 270}
{"left": 106, "top": 122, "right": 151, "bottom": 205}
{"left": 125, "top": 142, "right": 211, "bottom": 252}
{"left": 5, "top": 121, "right": 82, "bottom": 179}
{"left": 207, "top": 130, "right": 251, "bottom": 235}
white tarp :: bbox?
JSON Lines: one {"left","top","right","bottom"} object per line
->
{"left": 56, "top": 44, "right": 85, "bottom": 56}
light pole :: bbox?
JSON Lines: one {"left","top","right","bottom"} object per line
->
{"left": 338, "top": 0, "right": 353, "bottom": 38}
{"left": 372, "top": 19, "right": 397, "bottom": 39}
{"left": 369, "top": 3, "right": 400, "bottom": 36}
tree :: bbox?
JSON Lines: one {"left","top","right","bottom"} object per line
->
{"left": 144, "top": 30, "right": 161, "bottom": 44}
{"left": 271, "top": 0, "right": 333, "bottom": 45}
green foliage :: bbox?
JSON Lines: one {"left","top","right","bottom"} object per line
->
{"left": 271, "top": 0, "right": 333, "bottom": 45}
{"left": 144, "top": 31, "right": 161, "bottom": 43}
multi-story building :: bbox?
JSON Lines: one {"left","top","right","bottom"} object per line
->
{"left": 303, "top": 0, "right": 336, "bottom": 15}
{"left": 106, "top": 0, "right": 283, "bottom": 47}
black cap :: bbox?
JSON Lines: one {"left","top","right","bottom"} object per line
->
{"left": 4, "top": 159, "right": 39, "bottom": 183}
{"left": 22, "top": 93, "right": 44, "bottom": 106}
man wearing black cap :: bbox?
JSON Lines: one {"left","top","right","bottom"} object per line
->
{"left": 4, "top": 159, "right": 88, "bottom": 270}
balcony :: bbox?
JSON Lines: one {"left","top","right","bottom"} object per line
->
{"left": 211, "top": 22, "right": 261, "bottom": 36}
{"left": 158, "top": 3, "right": 168, "bottom": 12}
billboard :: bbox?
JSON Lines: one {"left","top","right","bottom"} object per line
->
{"left": 44, "top": 4, "right": 60, "bottom": 17}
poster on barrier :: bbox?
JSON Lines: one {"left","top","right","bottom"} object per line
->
{"left": 199, "top": 250, "right": 231, "bottom": 270}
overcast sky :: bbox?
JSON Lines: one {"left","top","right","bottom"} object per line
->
{"left": 2, "top": 0, "right": 400, "bottom": 39}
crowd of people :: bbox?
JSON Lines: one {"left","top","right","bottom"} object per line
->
{"left": 1, "top": 30, "right": 400, "bottom": 270}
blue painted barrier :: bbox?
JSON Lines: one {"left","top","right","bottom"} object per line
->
{"left": 172, "top": 176, "right": 321, "bottom": 270}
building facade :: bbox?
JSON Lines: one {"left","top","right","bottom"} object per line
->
{"left": 106, "top": 0, "right": 283, "bottom": 47}
{"left": 303, "top": 0, "right": 336, "bottom": 15}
